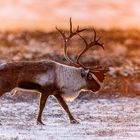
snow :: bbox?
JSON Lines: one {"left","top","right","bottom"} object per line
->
{"left": 1, "top": 94, "right": 140, "bottom": 140}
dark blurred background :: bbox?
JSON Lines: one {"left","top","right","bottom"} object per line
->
{"left": 0, "top": 0, "right": 139, "bottom": 97}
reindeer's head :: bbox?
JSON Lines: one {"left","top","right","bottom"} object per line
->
{"left": 81, "top": 68, "right": 107, "bottom": 92}
{"left": 56, "top": 18, "right": 108, "bottom": 92}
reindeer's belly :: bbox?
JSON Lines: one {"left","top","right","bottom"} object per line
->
{"left": 61, "top": 89, "right": 81, "bottom": 102}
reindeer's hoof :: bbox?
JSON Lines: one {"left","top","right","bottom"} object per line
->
{"left": 70, "top": 119, "right": 79, "bottom": 124}
{"left": 37, "top": 120, "right": 45, "bottom": 125}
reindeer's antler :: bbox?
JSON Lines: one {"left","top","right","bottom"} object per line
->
{"left": 56, "top": 18, "right": 104, "bottom": 70}
{"left": 76, "top": 29, "right": 104, "bottom": 69}
{"left": 56, "top": 18, "right": 86, "bottom": 66}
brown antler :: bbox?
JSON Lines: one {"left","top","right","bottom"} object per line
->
{"left": 56, "top": 18, "right": 104, "bottom": 70}
{"left": 56, "top": 18, "right": 86, "bottom": 66}
{"left": 76, "top": 29, "right": 104, "bottom": 69}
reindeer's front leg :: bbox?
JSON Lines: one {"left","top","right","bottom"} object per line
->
{"left": 54, "top": 94, "right": 79, "bottom": 124}
{"left": 37, "top": 93, "right": 48, "bottom": 125}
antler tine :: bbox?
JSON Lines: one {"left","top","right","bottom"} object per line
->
{"left": 69, "top": 17, "right": 73, "bottom": 35}
{"left": 92, "top": 28, "right": 104, "bottom": 49}
{"left": 56, "top": 27, "right": 66, "bottom": 41}
{"left": 69, "top": 18, "right": 86, "bottom": 39}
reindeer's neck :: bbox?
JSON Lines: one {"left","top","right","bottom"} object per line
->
{"left": 55, "top": 64, "right": 86, "bottom": 92}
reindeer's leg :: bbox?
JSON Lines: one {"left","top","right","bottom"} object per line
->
{"left": 17, "top": 81, "right": 50, "bottom": 125}
{"left": 54, "top": 94, "right": 79, "bottom": 124}
{"left": 37, "top": 93, "right": 48, "bottom": 125}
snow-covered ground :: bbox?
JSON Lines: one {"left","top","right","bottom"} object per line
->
{"left": 1, "top": 93, "right": 140, "bottom": 140}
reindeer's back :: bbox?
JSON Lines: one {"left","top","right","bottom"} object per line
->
{"left": 0, "top": 60, "right": 56, "bottom": 90}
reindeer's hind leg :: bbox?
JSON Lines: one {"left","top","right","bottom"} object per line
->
{"left": 54, "top": 94, "right": 79, "bottom": 124}
{"left": 17, "top": 81, "right": 49, "bottom": 125}
{"left": 37, "top": 93, "right": 48, "bottom": 125}
{"left": 37, "top": 84, "right": 59, "bottom": 125}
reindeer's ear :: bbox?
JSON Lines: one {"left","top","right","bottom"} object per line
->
{"left": 80, "top": 69, "right": 89, "bottom": 78}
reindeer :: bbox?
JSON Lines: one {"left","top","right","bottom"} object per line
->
{"left": 0, "top": 18, "right": 107, "bottom": 125}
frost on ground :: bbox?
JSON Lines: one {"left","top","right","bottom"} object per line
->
{"left": 1, "top": 93, "right": 140, "bottom": 140}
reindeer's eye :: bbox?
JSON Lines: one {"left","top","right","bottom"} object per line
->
{"left": 88, "top": 74, "right": 93, "bottom": 80}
